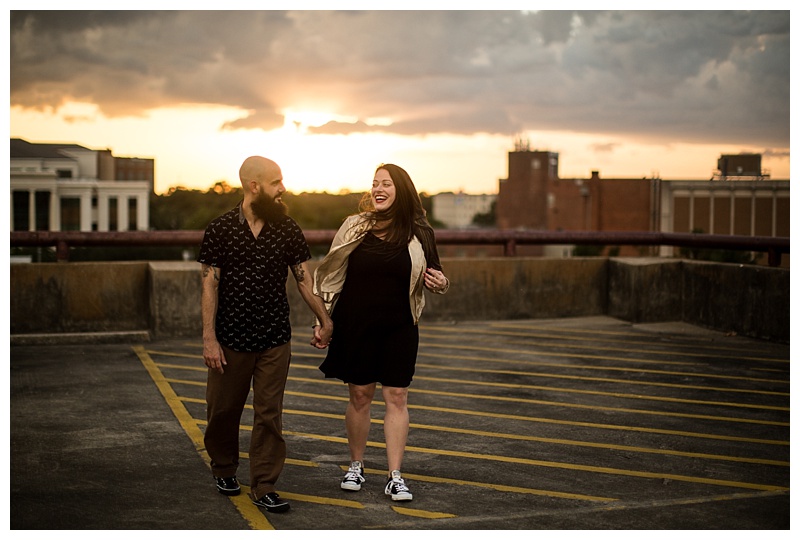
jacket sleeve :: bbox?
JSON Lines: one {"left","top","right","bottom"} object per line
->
{"left": 312, "top": 215, "right": 364, "bottom": 320}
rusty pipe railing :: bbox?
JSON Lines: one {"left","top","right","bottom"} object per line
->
{"left": 10, "top": 229, "right": 789, "bottom": 266}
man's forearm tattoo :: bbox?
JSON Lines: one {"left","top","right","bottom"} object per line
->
{"left": 202, "top": 265, "right": 220, "bottom": 281}
{"left": 292, "top": 264, "right": 305, "bottom": 282}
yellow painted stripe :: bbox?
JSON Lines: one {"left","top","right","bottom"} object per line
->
{"left": 413, "top": 374, "right": 789, "bottom": 411}
{"left": 150, "top": 348, "right": 788, "bottom": 409}
{"left": 279, "top": 492, "right": 364, "bottom": 509}
{"left": 487, "top": 322, "right": 770, "bottom": 348}
{"left": 416, "top": 348, "right": 788, "bottom": 386}
{"left": 202, "top": 422, "right": 611, "bottom": 501}
{"left": 415, "top": 358, "right": 789, "bottom": 395}
{"left": 195, "top": 420, "right": 787, "bottom": 493}
{"left": 399, "top": 420, "right": 787, "bottom": 466}
{"left": 132, "top": 346, "right": 274, "bottom": 530}
{"left": 355, "top": 466, "right": 615, "bottom": 502}
{"left": 310, "top": 430, "right": 789, "bottom": 492}
{"left": 179, "top": 397, "right": 787, "bottom": 467}
{"left": 150, "top": 354, "right": 789, "bottom": 413}
{"left": 418, "top": 343, "right": 789, "bottom": 384}
{"left": 152, "top": 345, "right": 790, "bottom": 390}
{"left": 282, "top": 390, "right": 788, "bottom": 446}
{"left": 231, "top": 484, "right": 277, "bottom": 530}
{"left": 392, "top": 507, "right": 456, "bottom": 519}
{"left": 164, "top": 373, "right": 789, "bottom": 428}
{"left": 404, "top": 387, "right": 789, "bottom": 427}
{"left": 422, "top": 325, "right": 784, "bottom": 362}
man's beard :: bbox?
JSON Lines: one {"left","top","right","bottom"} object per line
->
{"left": 251, "top": 191, "right": 288, "bottom": 223}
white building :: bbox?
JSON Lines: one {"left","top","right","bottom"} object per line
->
{"left": 10, "top": 138, "right": 152, "bottom": 232}
{"left": 431, "top": 191, "right": 496, "bottom": 229}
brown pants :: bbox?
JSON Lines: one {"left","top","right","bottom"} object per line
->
{"left": 204, "top": 342, "right": 291, "bottom": 500}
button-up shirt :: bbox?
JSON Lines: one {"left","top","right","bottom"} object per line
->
{"left": 198, "top": 202, "right": 311, "bottom": 352}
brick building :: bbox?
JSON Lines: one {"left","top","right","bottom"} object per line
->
{"left": 493, "top": 147, "right": 789, "bottom": 263}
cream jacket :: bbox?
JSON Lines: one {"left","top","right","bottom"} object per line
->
{"left": 312, "top": 214, "right": 449, "bottom": 325}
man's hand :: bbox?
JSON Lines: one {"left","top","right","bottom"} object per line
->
{"left": 310, "top": 323, "right": 333, "bottom": 349}
{"left": 203, "top": 338, "right": 227, "bottom": 374}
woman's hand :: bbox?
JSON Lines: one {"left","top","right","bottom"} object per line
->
{"left": 310, "top": 323, "right": 333, "bottom": 349}
{"left": 424, "top": 268, "right": 449, "bottom": 294}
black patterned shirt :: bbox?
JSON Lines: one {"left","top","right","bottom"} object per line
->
{"left": 197, "top": 202, "right": 311, "bottom": 352}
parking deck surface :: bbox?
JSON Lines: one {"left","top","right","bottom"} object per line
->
{"left": 10, "top": 316, "right": 790, "bottom": 531}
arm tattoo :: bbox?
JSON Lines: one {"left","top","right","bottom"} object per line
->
{"left": 291, "top": 264, "right": 306, "bottom": 282}
{"left": 202, "top": 265, "right": 220, "bottom": 281}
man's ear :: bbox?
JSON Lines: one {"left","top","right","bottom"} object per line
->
{"left": 248, "top": 180, "right": 260, "bottom": 195}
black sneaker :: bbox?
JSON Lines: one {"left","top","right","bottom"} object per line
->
{"left": 340, "top": 460, "right": 365, "bottom": 491}
{"left": 384, "top": 470, "right": 413, "bottom": 501}
{"left": 253, "top": 492, "right": 290, "bottom": 513}
{"left": 215, "top": 476, "right": 241, "bottom": 496}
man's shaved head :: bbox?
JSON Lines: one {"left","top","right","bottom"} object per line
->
{"left": 239, "top": 156, "right": 281, "bottom": 188}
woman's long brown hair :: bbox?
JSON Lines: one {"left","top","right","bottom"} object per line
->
{"left": 359, "top": 163, "right": 443, "bottom": 271}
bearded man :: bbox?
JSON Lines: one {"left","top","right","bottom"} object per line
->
{"left": 197, "top": 156, "right": 332, "bottom": 513}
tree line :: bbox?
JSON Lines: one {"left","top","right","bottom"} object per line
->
{"left": 149, "top": 181, "right": 446, "bottom": 232}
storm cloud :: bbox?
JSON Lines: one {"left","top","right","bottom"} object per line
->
{"left": 10, "top": 10, "right": 790, "bottom": 147}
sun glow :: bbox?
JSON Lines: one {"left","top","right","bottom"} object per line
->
{"left": 281, "top": 109, "right": 358, "bottom": 134}
{"left": 10, "top": 101, "right": 790, "bottom": 198}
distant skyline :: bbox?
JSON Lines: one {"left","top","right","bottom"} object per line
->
{"left": 9, "top": 8, "right": 791, "bottom": 194}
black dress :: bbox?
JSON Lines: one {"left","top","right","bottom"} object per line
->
{"left": 319, "top": 232, "right": 420, "bottom": 387}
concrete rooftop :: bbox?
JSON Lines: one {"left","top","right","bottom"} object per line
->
{"left": 10, "top": 316, "right": 790, "bottom": 531}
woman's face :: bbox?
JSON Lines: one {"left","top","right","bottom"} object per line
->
{"left": 372, "top": 168, "right": 396, "bottom": 212}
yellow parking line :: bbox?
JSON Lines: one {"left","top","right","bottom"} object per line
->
{"left": 163, "top": 372, "right": 789, "bottom": 428}
{"left": 413, "top": 374, "right": 789, "bottom": 410}
{"left": 175, "top": 395, "right": 788, "bottom": 467}
{"left": 416, "top": 359, "right": 789, "bottom": 394}
{"left": 416, "top": 350, "right": 788, "bottom": 386}
{"left": 392, "top": 507, "right": 456, "bottom": 519}
{"left": 132, "top": 346, "right": 275, "bottom": 530}
{"left": 423, "top": 325, "right": 782, "bottom": 361}
{"left": 279, "top": 427, "right": 788, "bottom": 493}
{"left": 283, "top": 391, "right": 789, "bottom": 446}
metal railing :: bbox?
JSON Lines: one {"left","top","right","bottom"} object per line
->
{"left": 10, "top": 229, "right": 789, "bottom": 266}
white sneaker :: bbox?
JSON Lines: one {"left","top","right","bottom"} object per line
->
{"left": 341, "top": 461, "right": 365, "bottom": 491}
{"left": 384, "top": 469, "right": 413, "bottom": 501}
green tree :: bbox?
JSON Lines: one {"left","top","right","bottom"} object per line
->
{"left": 471, "top": 201, "right": 496, "bottom": 227}
{"left": 150, "top": 181, "right": 243, "bottom": 230}
{"left": 678, "top": 228, "right": 761, "bottom": 264}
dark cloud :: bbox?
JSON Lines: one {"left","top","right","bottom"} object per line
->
{"left": 9, "top": 10, "right": 790, "bottom": 147}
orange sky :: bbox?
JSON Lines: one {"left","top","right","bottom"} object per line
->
{"left": 9, "top": 10, "right": 792, "bottom": 194}
{"left": 10, "top": 101, "right": 790, "bottom": 195}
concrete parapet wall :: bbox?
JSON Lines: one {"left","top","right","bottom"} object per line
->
{"left": 148, "top": 261, "right": 203, "bottom": 338}
{"left": 9, "top": 258, "right": 789, "bottom": 343}
{"left": 10, "top": 261, "right": 150, "bottom": 334}
{"left": 680, "top": 260, "right": 789, "bottom": 342}
{"left": 419, "top": 258, "right": 608, "bottom": 322}
{"left": 607, "top": 258, "right": 684, "bottom": 323}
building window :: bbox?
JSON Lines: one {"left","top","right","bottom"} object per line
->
{"left": 109, "top": 197, "right": 118, "bottom": 231}
{"left": 13, "top": 191, "right": 29, "bottom": 231}
{"left": 56, "top": 169, "right": 73, "bottom": 178}
{"left": 60, "top": 198, "right": 81, "bottom": 231}
{"left": 35, "top": 191, "right": 50, "bottom": 230}
{"left": 128, "top": 197, "right": 137, "bottom": 230}
{"left": 549, "top": 155, "right": 558, "bottom": 177}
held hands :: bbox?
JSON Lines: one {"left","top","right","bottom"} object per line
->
{"left": 424, "top": 268, "right": 449, "bottom": 294}
{"left": 310, "top": 322, "right": 333, "bottom": 349}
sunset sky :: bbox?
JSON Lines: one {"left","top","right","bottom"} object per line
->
{"left": 8, "top": 7, "right": 792, "bottom": 195}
